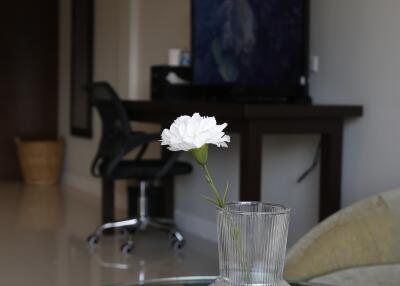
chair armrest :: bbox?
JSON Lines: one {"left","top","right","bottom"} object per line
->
{"left": 125, "top": 132, "right": 160, "bottom": 153}
{"left": 128, "top": 133, "right": 185, "bottom": 180}
{"left": 104, "top": 132, "right": 161, "bottom": 177}
{"left": 128, "top": 132, "right": 160, "bottom": 161}
{"left": 91, "top": 152, "right": 102, "bottom": 177}
{"left": 154, "top": 151, "right": 183, "bottom": 180}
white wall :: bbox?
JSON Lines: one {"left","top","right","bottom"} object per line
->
{"left": 59, "top": 0, "right": 132, "bottom": 203}
{"left": 310, "top": 0, "right": 400, "bottom": 205}
{"left": 175, "top": 136, "right": 320, "bottom": 246}
{"left": 129, "top": 0, "right": 191, "bottom": 100}
{"left": 176, "top": 0, "right": 400, "bottom": 245}
{"left": 58, "top": 0, "right": 190, "bottom": 211}
{"left": 59, "top": 0, "right": 400, "bottom": 246}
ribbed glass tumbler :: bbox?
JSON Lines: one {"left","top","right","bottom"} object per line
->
{"left": 213, "top": 202, "right": 290, "bottom": 286}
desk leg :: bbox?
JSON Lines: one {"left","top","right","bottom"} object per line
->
{"left": 320, "top": 123, "right": 343, "bottom": 221}
{"left": 161, "top": 143, "right": 174, "bottom": 219}
{"left": 163, "top": 177, "right": 174, "bottom": 219}
{"left": 102, "top": 178, "right": 115, "bottom": 224}
{"left": 240, "top": 122, "right": 262, "bottom": 201}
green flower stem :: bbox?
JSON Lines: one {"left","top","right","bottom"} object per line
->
{"left": 203, "top": 164, "right": 225, "bottom": 208}
{"left": 185, "top": 143, "right": 249, "bottom": 281}
{"left": 218, "top": 214, "right": 251, "bottom": 283}
{"left": 190, "top": 147, "right": 249, "bottom": 281}
{"left": 230, "top": 223, "right": 251, "bottom": 283}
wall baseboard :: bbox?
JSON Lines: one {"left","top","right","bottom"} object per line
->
{"left": 62, "top": 172, "right": 129, "bottom": 213}
{"left": 174, "top": 209, "right": 217, "bottom": 243}
{"left": 62, "top": 172, "right": 101, "bottom": 197}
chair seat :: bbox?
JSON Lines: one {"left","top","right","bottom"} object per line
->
{"left": 101, "top": 160, "right": 192, "bottom": 180}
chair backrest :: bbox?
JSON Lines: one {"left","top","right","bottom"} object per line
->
{"left": 90, "top": 82, "right": 132, "bottom": 166}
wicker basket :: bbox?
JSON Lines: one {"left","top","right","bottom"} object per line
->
{"left": 15, "top": 138, "right": 64, "bottom": 186}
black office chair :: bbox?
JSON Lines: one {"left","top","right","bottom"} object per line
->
{"left": 86, "top": 82, "right": 192, "bottom": 254}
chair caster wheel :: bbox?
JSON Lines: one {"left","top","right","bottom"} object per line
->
{"left": 120, "top": 241, "right": 134, "bottom": 255}
{"left": 87, "top": 234, "right": 99, "bottom": 248}
{"left": 169, "top": 231, "right": 185, "bottom": 250}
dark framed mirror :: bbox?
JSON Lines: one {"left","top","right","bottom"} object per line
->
{"left": 70, "top": 0, "right": 94, "bottom": 138}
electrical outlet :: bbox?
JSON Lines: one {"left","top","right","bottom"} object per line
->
{"left": 310, "top": 56, "right": 320, "bottom": 73}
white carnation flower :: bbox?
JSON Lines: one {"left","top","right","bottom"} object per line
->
{"left": 161, "top": 113, "right": 231, "bottom": 152}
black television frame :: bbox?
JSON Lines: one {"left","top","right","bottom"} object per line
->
{"left": 190, "top": 0, "right": 311, "bottom": 103}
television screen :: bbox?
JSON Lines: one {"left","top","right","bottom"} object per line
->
{"left": 192, "top": 0, "right": 308, "bottom": 88}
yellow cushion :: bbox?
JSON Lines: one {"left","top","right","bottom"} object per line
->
{"left": 310, "top": 264, "right": 400, "bottom": 286}
{"left": 284, "top": 189, "right": 400, "bottom": 281}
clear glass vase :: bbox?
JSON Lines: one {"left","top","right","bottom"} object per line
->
{"left": 213, "top": 202, "right": 290, "bottom": 286}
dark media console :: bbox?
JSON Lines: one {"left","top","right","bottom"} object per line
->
{"left": 151, "top": 65, "right": 312, "bottom": 104}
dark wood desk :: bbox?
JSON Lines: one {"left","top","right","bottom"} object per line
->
{"left": 121, "top": 100, "right": 362, "bottom": 221}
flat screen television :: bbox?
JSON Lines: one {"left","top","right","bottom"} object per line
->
{"left": 191, "top": 0, "right": 310, "bottom": 103}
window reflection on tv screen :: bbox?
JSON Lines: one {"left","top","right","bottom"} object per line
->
{"left": 192, "top": 0, "right": 308, "bottom": 86}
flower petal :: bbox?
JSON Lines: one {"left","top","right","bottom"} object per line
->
{"left": 160, "top": 113, "right": 230, "bottom": 152}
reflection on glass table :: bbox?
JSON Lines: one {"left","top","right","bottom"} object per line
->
{"left": 108, "top": 276, "right": 334, "bottom": 286}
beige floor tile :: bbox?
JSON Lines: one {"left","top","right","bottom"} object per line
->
{"left": 0, "top": 182, "right": 218, "bottom": 286}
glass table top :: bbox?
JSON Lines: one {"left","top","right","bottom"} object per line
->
{"left": 108, "top": 276, "right": 332, "bottom": 286}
